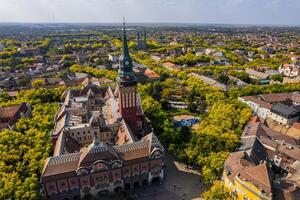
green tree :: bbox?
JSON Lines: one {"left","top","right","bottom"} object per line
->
{"left": 204, "top": 181, "right": 232, "bottom": 200}
{"left": 31, "top": 79, "right": 45, "bottom": 88}
{"left": 271, "top": 74, "right": 283, "bottom": 82}
{"left": 217, "top": 73, "right": 230, "bottom": 84}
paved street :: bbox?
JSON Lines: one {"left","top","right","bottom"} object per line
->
{"left": 134, "top": 151, "right": 205, "bottom": 200}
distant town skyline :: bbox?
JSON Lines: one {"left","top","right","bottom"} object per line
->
{"left": 0, "top": 0, "right": 299, "bottom": 25}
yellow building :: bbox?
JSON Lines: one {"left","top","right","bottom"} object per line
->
{"left": 223, "top": 151, "right": 273, "bottom": 200}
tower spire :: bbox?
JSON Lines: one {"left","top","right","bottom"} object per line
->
{"left": 118, "top": 17, "right": 134, "bottom": 82}
{"left": 123, "top": 16, "right": 126, "bottom": 35}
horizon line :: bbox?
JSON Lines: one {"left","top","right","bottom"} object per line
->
{"left": 0, "top": 21, "right": 300, "bottom": 27}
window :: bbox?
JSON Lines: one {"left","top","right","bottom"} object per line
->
{"left": 77, "top": 132, "right": 80, "bottom": 135}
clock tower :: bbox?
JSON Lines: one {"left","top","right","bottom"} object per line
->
{"left": 117, "top": 19, "right": 141, "bottom": 136}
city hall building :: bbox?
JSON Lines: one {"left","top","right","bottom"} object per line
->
{"left": 40, "top": 23, "right": 164, "bottom": 200}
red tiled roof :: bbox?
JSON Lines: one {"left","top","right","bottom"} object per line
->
{"left": 239, "top": 162, "right": 273, "bottom": 195}
{"left": 242, "top": 96, "right": 272, "bottom": 109}
{"left": 163, "top": 62, "right": 176, "bottom": 68}
{"left": 144, "top": 68, "right": 160, "bottom": 79}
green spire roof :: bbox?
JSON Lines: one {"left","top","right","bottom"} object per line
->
{"left": 118, "top": 17, "right": 134, "bottom": 81}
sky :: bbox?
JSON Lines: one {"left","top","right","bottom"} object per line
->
{"left": 0, "top": 0, "right": 299, "bottom": 25}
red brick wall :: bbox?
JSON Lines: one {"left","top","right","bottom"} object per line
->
{"left": 132, "top": 164, "right": 140, "bottom": 176}
{"left": 46, "top": 182, "right": 58, "bottom": 195}
{"left": 122, "top": 166, "right": 131, "bottom": 178}
{"left": 80, "top": 176, "right": 90, "bottom": 188}
{"left": 141, "top": 162, "right": 149, "bottom": 174}
{"left": 57, "top": 179, "right": 69, "bottom": 193}
{"left": 68, "top": 177, "right": 79, "bottom": 190}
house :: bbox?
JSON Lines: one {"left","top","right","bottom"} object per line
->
{"left": 144, "top": 68, "right": 160, "bottom": 82}
{"left": 150, "top": 55, "right": 161, "bottom": 62}
{"left": 0, "top": 103, "right": 32, "bottom": 130}
{"left": 239, "top": 95, "right": 272, "bottom": 119}
{"left": 279, "top": 64, "right": 300, "bottom": 77}
{"left": 108, "top": 54, "right": 119, "bottom": 63}
{"left": 189, "top": 73, "right": 229, "bottom": 91}
{"left": 266, "top": 69, "right": 281, "bottom": 76}
{"left": 247, "top": 51, "right": 255, "bottom": 58}
{"left": 228, "top": 75, "right": 248, "bottom": 88}
{"left": 133, "top": 63, "right": 160, "bottom": 83}
{"left": 162, "top": 62, "right": 180, "bottom": 71}
{"left": 0, "top": 77, "right": 17, "bottom": 90}
{"left": 31, "top": 78, "right": 66, "bottom": 88}
{"left": 7, "top": 90, "right": 19, "bottom": 98}
{"left": 17, "top": 47, "right": 40, "bottom": 57}
{"left": 173, "top": 115, "right": 200, "bottom": 127}
{"left": 168, "top": 101, "right": 188, "bottom": 109}
{"left": 245, "top": 68, "right": 269, "bottom": 80}
{"left": 169, "top": 41, "right": 178, "bottom": 46}
{"left": 194, "top": 48, "right": 205, "bottom": 56}
{"left": 223, "top": 152, "right": 273, "bottom": 200}
{"left": 239, "top": 92, "right": 300, "bottom": 126}
{"left": 0, "top": 43, "right": 4, "bottom": 52}
{"left": 213, "top": 51, "right": 225, "bottom": 57}
{"left": 223, "top": 117, "right": 300, "bottom": 200}
{"left": 212, "top": 58, "right": 232, "bottom": 66}
{"left": 270, "top": 103, "right": 300, "bottom": 126}
{"left": 204, "top": 48, "right": 215, "bottom": 55}
{"left": 283, "top": 77, "right": 300, "bottom": 84}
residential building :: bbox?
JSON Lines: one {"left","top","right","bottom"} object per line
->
{"left": 172, "top": 115, "right": 200, "bottom": 127}
{"left": 0, "top": 43, "right": 4, "bottom": 52}
{"left": 223, "top": 117, "right": 300, "bottom": 200}
{"left": 245, "top": 68, "right": 269, "bottom": 80}
{"left": 133, "top": 64, "right": 160, "bottom": 83}
{"left": 283, "top": 77, "right": 300, "bottom": 84}
{"left": 136, "top": 31, "right": 147, "bottom": 51}
{"left": 108, "top": 54, "right": 119, "bottom": 63}
{"left": 270, "top": 103, "right": 300, "bottom": 126}
{"left": 162, "top": 62, "right": 181, "bottom": 71}
{"left": 0, "top": 103, "right": 32, "bottom": 130}
{"left": 189, "top": 73, "right": 229, "bottom": 91}
{"left": 279, "top": 64, "right": 300, "bottom": 77}
{"left": 239, "top": 92, "right": 300, "bottom": 126}
{"left": 228, "top": 75, "right": 248, "bottom": 88}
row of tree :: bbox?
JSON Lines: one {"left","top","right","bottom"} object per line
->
{"left": 0, "top": 88, "right": 64, "bottom": 199}
{"left": 69, "top": 64, "right": 117, "bottom": 80}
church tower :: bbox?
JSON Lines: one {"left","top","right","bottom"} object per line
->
{"left": 137, "top": 30, "right": 147, "bottom": 51}
{"left": 117, "top": 19, "right": 139, "bottom": 135}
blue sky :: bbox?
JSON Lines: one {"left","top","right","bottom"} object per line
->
{"left": 0, "top": 0, "right": 299, "bottom": 25}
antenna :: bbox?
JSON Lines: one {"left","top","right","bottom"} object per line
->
{"left": 122, "top": 17, "right": 127, "bottom": 38}
{"left": 123, "top": 17, "right": 126, "bottom": 30}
